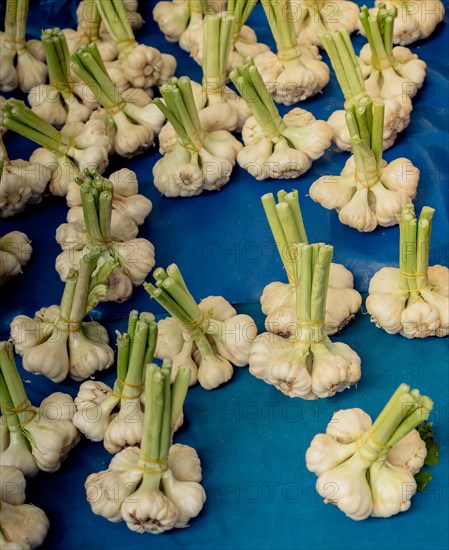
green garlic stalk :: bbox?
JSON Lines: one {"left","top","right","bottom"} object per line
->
{"left": 249, "top": 242, "right": 361, "bottom": 399}
{"left": 71, "top": 43, "right": 165, "bottom": 158}
{"left": 0, "top": 341, "right": 79, "bottom": 476}
{"left": 0, "top": 98, "right": 111, "bottom": 197}
{"left": 153, "top": 76, "right": 242, "bottom": 197}
{"left": 73, "top": 311, "right": 158, "bottom": 452}
{"left": 321, "top": 29, "right": 412, "bottom": 151}
{"left": 55, "top": 169, "right": 155, "bottom": 302}
{"left": 0, "top": 0, "right": 47, "bottom": 92}
{"left": 307, "top": 384, "right": 434, "bottom": 519}
{"left": 28, "top": 28, "right": 93, "bottom": 128}
{"left": 230, "top": 59, "right": 332, "bottom": 180}
{"left": 145, "top": 263, "right": 257, "bottom": 390}
{"left": 260, "top": 191, "right": 361, "bottom": 336}
{"left": 254, "top": 0, "right": 329, "bottom": 105}
{"left": 10, "top": 249, "right": 116, "bottom": 383}
{"left": 358, "top": 5, "right": 427, "bottom": 100}
{"left": 367, "top": 204, "right": 448, "bottom": 338}
{"left": 310, "top": 98, "right": 419, "bottom": 232}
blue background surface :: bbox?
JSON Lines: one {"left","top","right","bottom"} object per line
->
{"left": 0, "top": 1, "right": 448, "bottom": 549}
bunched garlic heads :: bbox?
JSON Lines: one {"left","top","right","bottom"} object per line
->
{"left": 254, "top": 0, "right": 329, "bottom": 105}
{"left": 73, "top": 311, "right": 158, "bottom": 453}
{"left": 181, "top": 0, "right": 269, "bottom": 70}
{"left": 310, "top": 100, "right": 419, "bottom": 232}
{"left": 85, "top": 364, "right": 206, "bottom": 533}
{"left": 230, "top": 59, "right": 332, "bottom": 180}
{"left": 28, "top": 29, "right": 93, "bottom": 128}
{"left": 293, "top": 0, "right": 360, "bottom": 47}
{"left": 145, "top": 264, "right": 258, "bottom": 390}
{"left": 0, "top": 99, "right": 110, "bottom": 197}
{"left": 55, "top": 171, "right": 155, "bottom": 302}
{"left": 10, "top": 250, "right": 115, "bottom": 383}
{"left": 0, "top": 342, "right": 79, "bottom": 476}
{"left": 260, "top": 191, "right": 361, "bottom": 337}
{"left": 358, "top": 6, "right": 427, "bottom": 101}
{"left": 0, "top": 138, "right": 53, "bottom": 218}
{"left": 321, "top": 30, "right": 412, "bottom": 151}
{"left": 306, "top": 384, "right": 433, "bottom": 519}
{"left": 0, "top": 232, "right": 32, "bottom": 285}
{"left": 0, "top": 0, "right": 47, "bottom": 92}
{"left": 367, "top": 205, "right": 449, "bottom": 338}
{"left": 0, "top": 467, "right": 49, "bottom": 550}
{"left": 249, "top": 243, "right": 361, "bottom": 399}
{"left": 361, "top": 0, "right": 445, "bottom": 46}
{"left": 96, "top": 0, "right": 176, "bottom": 91}
{"left": 71, "top": 43, "right": 165, "bottom": 158}
{"left": 153, "top": 77, "right": 242, "bottom": 197}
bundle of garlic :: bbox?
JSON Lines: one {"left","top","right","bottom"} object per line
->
{"left": 358, "top": 5, "right": 427, "bottom": 101}
{"left": 230, "top": 59, "right": 332, "bottom": 180}
{"left": 158, "top": 14, "right": 251, "bottom": 152}
{"left": 253, "top": 0, "right": 329, "bottom": 105}
{"left": 95, "top": 0, "right": 176, "bottom": 91}
{"left": 183, "top": 0, "right": 269, "bottom": 69}
{"left": 360, "top": 0, "right": 445, "bottom": 46}
{"left": 249, "top": 243, "right": 361, "bottom": 399}
{"left": 71, "top": 43, "right": 165, "bottom": 158}
{"left": 77, "top": 0, "right": 144, "bottom": 40}
{"left": 321, "top": 30, "right": 412, "bottom": 151}
{"left": 61, "top": 167, "right": 152, "bottom": 238}
{"left": 310, "top": 99, "right": 419, "bottom": 232}
{"left": 10, "top": 249, "right": 116, "bottom": 383}
{"left": 0, "top": 341, "right": 79, "bottom": 476}
{"left": 0, "top": 99, "right": 110, "bottom": 197}
{"left": 367, "top": 204, "right": 448, "bottom": 338}
{"left": 0, "top": 138, "right": 53, "bottom": 218}
{"left": 86, "top": 362, "right": 205, "bottom": 532}
{"left": 0, "top": 466, "right": 49, "bottom": 550}
{"left": 154, "top": 0, "right": 225, "bottom": 44}
{"left": 145, "top": 264, "right": 257, "bottom": 390}
{"left": 153, "top": 76, "right": 242, "bottom": 197}
{"left": 55, "top": 172, "right": 155, "bottom": 302}
{"left": 306, "top": 384, "right": 434, "bottom": 519}
{"left": 28, "top": 29, "right": 93, "bottom": 128}
{"left": 74, "top": 311, "right": 158, "bottom": 452}
{"left": 260, "top": 191, "right": 361, "bottom": 337}
{"left": 0, "top": 0, "right": 47, "bottom": 92}
{"left": 293, "top": 0, "right": 360, "bottom": 47}
{"left": 0, "top": 231, "right": 32, "bottom": 285}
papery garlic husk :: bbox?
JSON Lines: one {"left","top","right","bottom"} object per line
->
{"left": 328, "top": 96, "right": 412, "bottom": 151}
{"left": 362, "top": 0, "right": 445, "bottom": 45}
{"left": 162, "top": 468, "right": 206, "bottom": 527}
{"left": 358, "top": 44, "right": 427, "bottom": 100}
{"left": 0, "top": 499, "right": 49, "bottom": 550}
{"left": 0, "top": 466, "right": 26, "bottom": 505}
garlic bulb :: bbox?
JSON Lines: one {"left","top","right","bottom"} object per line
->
{"left": 0, "top": 466, "right": 26, "bottom": 505}
{"left": 310, "top": 101, "right": 419, "bottom": 232}
{"left": 0, "top": 232, "right": 32, "bottom": 285}
{"left": 153, "top": 77, "right": 242, "bottom": 197}
{"left": 0, "top": 500, "right": 49, "bottom": 549}
{"left": 307, "top": 385, "right": 433, "bottom": 520}
{"left": 254, "top": 1, "right": 329, "bottom": 105}
{"left": 357, "top": 6, "right": 427, "bottom": 102}
{"left": 231, "top": 60, "right": 332, "bottom": 180}
{"left": 0, "top": 0, "right": 47, "bottom": 92}
{"left": 359, "top": 1, "right": 445, "bottom": 46}
{"left": 249, "top": 243, "right": 361, "bottom": 399}
{"left": 294, "top": 0, "right": 360, "bottom": 47}
{"left": 367, "top": 205, "right": 449, "bottom": 338}
{"left": 145, "top": 265, "right": 257, "bottom": 390}
{"left": 260, "top": 192, "right": 361, "bottom": 336}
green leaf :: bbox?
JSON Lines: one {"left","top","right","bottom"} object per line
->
{"left": 417, "top": 421, "right": 439, "bottom": 466}
{"left": 415, "top": 470, "right": 432, "bottom": 493}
